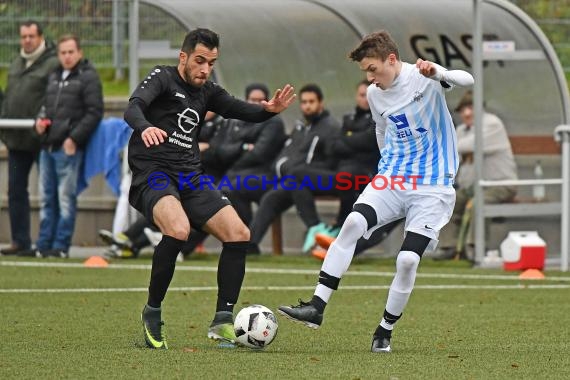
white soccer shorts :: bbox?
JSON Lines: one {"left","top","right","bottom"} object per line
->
{"left": 355, "top": 183, "right": 456, "bottom": 241}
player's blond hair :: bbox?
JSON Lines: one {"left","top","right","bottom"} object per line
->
{"left": 349, "top": 30, "right": 399, "bottom": 62}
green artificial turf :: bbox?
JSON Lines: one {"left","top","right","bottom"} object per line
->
{"left": 1, "top": 255, "right": 569, "bottom": 379}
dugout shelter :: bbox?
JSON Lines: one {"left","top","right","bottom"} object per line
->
{"left": 124, "top": 0, "right": 569, "bottom": 268}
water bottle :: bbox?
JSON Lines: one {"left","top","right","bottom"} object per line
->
{"left": 532, "top": 160, "right": 545, "bottom": 201}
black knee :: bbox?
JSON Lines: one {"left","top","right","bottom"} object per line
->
{"left": 400, "top": 231, "right": 431, "bottom": 257}
{"left": 352, "top": 203, "right": 377, "bottom": 230}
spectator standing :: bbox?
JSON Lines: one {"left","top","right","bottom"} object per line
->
{"left": 27, "top": 34, "right": 103, "bottom": 257}
{"left": 0, "top": 21, "right": 58, "bottom": 255}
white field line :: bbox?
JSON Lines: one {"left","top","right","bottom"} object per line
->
{"left": 1, "top": 284, "right": 569, "bottom": 294}
{"left": 2, "top": 260, "right": 570, "bottom": 282}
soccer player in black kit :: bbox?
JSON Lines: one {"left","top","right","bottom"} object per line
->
{"left": 124, "top": 28, "right": 296, "bottom": 349}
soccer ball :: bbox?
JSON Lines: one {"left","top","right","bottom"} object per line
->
{"left": 234, "top": 304, "right": 278, "bottom": 349}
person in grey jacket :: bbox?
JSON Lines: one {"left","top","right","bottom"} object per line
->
{"left": 27, "top": 34, "right": 103, "bottom": 257}
{"left": 436, "top": 90, "right": 517, "bottom": 260}
{"left": 0, "top": 21, "right": 59, "bottom": 256}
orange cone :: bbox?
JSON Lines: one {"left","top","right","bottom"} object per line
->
{"left": 84, "top": 256, "right": 109, "bottom": 268}
{"left": 315, "top": 234, "right": 336, "bottom": 249}
{"left": 519, "top": 268, "right": 545, "bottom": 280}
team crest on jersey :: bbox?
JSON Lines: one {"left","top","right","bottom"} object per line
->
{"left": 412, "top": 91, "right": 424, "bottom": 103}
{"left": 177, "top": 108, "right": 200, "bottom": 133}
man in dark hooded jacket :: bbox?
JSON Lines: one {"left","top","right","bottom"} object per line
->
{"left": 0, "top": 21, "right": 59, "bottom": 255}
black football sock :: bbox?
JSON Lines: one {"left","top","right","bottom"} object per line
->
{"left": 216, "top": 241, "right": 249, "bottom": 313}
{"left": 147, "top": 235, "right": 185, "bottom": 308}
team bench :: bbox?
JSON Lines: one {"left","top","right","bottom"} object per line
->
{"left": 483, "top": 135, "right": 561, "bottom": 219}
{"left": 270, "top": 135, "right": 562, "bottom": 255}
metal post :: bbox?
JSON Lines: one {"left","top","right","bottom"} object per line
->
{"left": 562, "top": 133, "right": 569, "bottom": 272}
{"left": 112, "top": 0, "right": 124, "bottom": 80}
{"left": 473, "top": 0, "right": 485, "bottom": 264}
{"left": 126, "top": 0, "right": 140, "bottom": 227}
{"left": 128, "top": 0, "right": 140, "bottom": 94}
{"left": 555, "top": 125, "right": 570, "bottom": 271}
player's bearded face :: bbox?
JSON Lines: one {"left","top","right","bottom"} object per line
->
{"left": 360, "top": 56, "right": 397, "bottom": 90}
{"left": 181, "top": 44, "right": 218, "bottom": 87}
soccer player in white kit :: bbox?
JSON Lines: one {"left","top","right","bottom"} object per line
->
{"left": 278, "top": 30, "right": 474, "bottom": 352}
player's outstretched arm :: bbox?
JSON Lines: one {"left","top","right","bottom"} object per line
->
{"left": 416, "top": 58, "right": 474, "bottom": 87}
{"left": 261, "top": 84, "right": 297, "bottom": 113}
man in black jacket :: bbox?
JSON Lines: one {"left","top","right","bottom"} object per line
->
{"left": 248, "top": 83, "right": 340, "bottom": 253}
{"left": 123, "top": 28, "right": 295, "bottom": 349}
{"left": 0, "top": 21, "right": 59, "bottom": 256}
{"left": 31, "top": 34, "right": 103, "bottom": 257}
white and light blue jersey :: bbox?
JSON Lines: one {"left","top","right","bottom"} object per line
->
{"left": 368, "top": 62, "right": 459, "bottom": 186}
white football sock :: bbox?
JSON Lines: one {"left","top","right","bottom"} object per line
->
{"left": 314, "top": 212, "right": 368, "bottom": 303}
{"left": 380, "top": 250, "right": 420, "bottom": 330}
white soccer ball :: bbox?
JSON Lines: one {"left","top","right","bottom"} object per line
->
{"left": 234, "top": 304, "right": 278, "bottom": 349}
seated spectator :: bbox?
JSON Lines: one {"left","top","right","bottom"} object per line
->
{"left": 182, "top": 83, "right": 287, "bottom": 255}
{"left": 199, "top": 111, "right": 230, "bottom": 182}
{"left": 248, "top": 83, "right": 340, "bottom": 253}
{"left": 223, "top": 83, "right": 287, "bottom": 225}
{"left": 435, "top": 91, "right": 517, "bottom": 260}
{"left": 98, "top": 216, "right": 156, "bottom": 258}
{"left": 291, "top": 80, "right": 379, "bottom": 253}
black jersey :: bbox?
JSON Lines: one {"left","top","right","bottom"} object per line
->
{"left": 124, "top": 65, "right": 275, "bottom": 187}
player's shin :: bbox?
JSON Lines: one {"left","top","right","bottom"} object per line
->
{"left": 215, "top": 241, "right": 249, "bottom": 313}
{"left": 147, "top": 235, "right": 186, "bottom": 308}
{"left": 378, "top": 250, "right": 420, "bottom": 334}
{"left": 313, "top": 211, "right": 367, "bottom": 310}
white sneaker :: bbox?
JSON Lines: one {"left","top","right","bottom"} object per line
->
{"left": 144, "top": 227, "right": 163, "bottom": 247}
